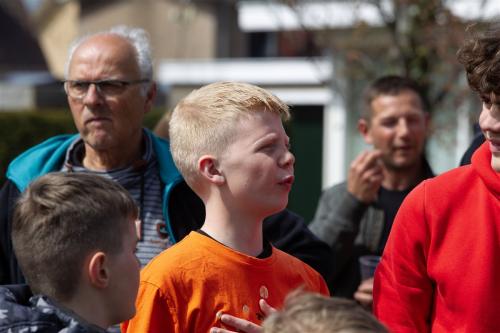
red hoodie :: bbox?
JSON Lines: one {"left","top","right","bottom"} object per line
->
{"left": 374, "top": 142, "right": 500, "bottom": 332}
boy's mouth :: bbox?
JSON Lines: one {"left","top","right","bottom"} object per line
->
{"left": 489, "top": 141, "right": 500, "bottom": 153}
{"left": 279, "top": 175, "right": 295, "bottom": 187}
{"left": 486, "top": 132, "right": 500, "bottom": 153}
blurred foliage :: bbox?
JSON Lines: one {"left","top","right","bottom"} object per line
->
{"left": 281, "top": 0, "right": 481, "bottom": 113}
{"left": 0, "top": 108, "right": 164, "bottom": 185}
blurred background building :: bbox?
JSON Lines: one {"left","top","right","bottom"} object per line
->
{"left": 1, "top": 0, "right": 498, "bottom": 220}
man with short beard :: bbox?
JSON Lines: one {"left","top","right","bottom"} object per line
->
{"left": 310, "top": 75, "right": 433, "bottom": 307}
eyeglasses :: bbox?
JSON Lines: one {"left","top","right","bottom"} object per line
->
{"left": 64, "top": 79, "right": 150, "bottom": 99}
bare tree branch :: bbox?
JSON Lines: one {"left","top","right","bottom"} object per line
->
{"left": 279, "top": 0, "right": 480, "bottom": 114}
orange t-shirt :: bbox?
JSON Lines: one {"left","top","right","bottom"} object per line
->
{"left": 122, "top": 231, "right": 329, "bottom": 333}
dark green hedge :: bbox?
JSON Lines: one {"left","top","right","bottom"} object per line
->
{"left": 0, "top": 108, "right": 163, "bottom": 185}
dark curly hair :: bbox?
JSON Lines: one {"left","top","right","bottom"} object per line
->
{"left": 457, "top": 25, "right": 500, "bottom": 96}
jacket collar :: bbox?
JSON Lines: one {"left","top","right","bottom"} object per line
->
{"left": 6, "top": 129, "right": 183, "bottom": 193}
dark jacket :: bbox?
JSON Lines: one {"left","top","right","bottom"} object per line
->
{"left": 309, "top": 158, "right": 434, "bottom": 296}
{"left": 460, "top": 132, "right": 485, "bottom": 166}
{"left": 0, "top": 284, "right": 107, "bottom": 332}
{"left": 0, "top": 131, "right": 333, "bottom": 286}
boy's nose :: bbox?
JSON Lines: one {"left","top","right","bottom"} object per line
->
{"left": 281, "top": 150, "right": 295, "bottom": 168}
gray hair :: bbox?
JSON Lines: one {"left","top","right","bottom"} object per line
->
{"left": 64, "top": 25, "right": 153, "bottom": 94}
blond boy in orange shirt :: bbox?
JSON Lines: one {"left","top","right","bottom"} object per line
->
{"left": 123, "top": 82, "right": 328, "bottom": 333}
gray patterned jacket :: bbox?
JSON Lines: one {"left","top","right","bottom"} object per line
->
{"left": 0, "top": 285, "right": 107, "bottom": 333}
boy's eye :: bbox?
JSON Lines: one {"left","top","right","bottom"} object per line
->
{"left": 261, "top": 144, "right": 276, "bottom": 152}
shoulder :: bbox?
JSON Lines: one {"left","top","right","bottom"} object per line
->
{"left": 310, "top": 181, "right": 365, "bottom": 221}
{"left": 140, "top": 233, "right": 209, "bottom": 286}
{"left": 314, "top": 182, "right": 354, "bottom": 207}
{"left": 418, "top": 165, "right": 476, "bottom": 198}
{"left": 0, "top": 286, "right": 92, "bottom": 332}
{"left": 322, "top": 182, "right": 348, "bottom": 197}
{"left": 9, "top": 134, "right": 76, "bottom": 167}
{"left": 271, "top": 247, "right": 328, "bottom": 294}
{"left": 263, "top": 209, "right": 310, "bottom": 244}
{"left": 6, "top": 134, "right": 77, "bottom": 191}
{"left": 394, "top": 165, "right": 477, "bottom": 227}
{"left": 272, "top": 247, "right": 323, "bottom": 279}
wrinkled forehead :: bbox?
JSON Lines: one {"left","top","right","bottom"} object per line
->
{"left": 69, "top": 34, "right": 139, "bottom": 77}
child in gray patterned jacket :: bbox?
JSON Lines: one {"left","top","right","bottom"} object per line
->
{"left": 0, "top": 172, "right": 140, "bottom": 332}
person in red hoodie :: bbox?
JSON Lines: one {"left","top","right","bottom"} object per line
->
{"left": 373, "top": 26, "right": 500, "bottom": 332}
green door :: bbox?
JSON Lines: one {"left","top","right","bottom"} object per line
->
{"left": 286, "top": 105, "right": 323, "bottom": 223}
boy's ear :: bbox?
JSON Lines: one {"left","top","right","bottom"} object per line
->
{"left": 87, "top": 252, "right": 109, "bottom": 289}
{"left": 198, "top": 155, "right": 225, "bottom": 185}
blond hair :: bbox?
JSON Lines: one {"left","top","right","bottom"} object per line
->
{"left": 263, "top": 291, "right": 388, "bottom": 333}
{"left": 169, "top": 81, "right": 290, "bottom": 188}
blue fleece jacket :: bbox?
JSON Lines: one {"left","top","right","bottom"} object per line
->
{"left": 6, "top": 129, "right": 183, "bottom": 243}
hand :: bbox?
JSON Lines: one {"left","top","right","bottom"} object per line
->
{"left": 210, "top": 299, "right": 276, "bottom": 333}
{"left": 347, "top": 150, "right": 384, "bottom": 203}
{"left": 354, "top": 277, "right": 374, "bottom": 308}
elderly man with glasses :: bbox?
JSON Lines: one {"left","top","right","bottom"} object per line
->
{"left": 0, "top": 26, "right": 333, "bottom": 290}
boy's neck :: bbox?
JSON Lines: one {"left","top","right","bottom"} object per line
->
{"left": 62, "top": 292, "right": 110, "bottom": 329}
{"left": 201, "top": 203, "right": 264, "bottom": 257}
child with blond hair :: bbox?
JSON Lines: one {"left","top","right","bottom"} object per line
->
{"left": 123, "top": 82, "right": 329, "bottom": 333}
